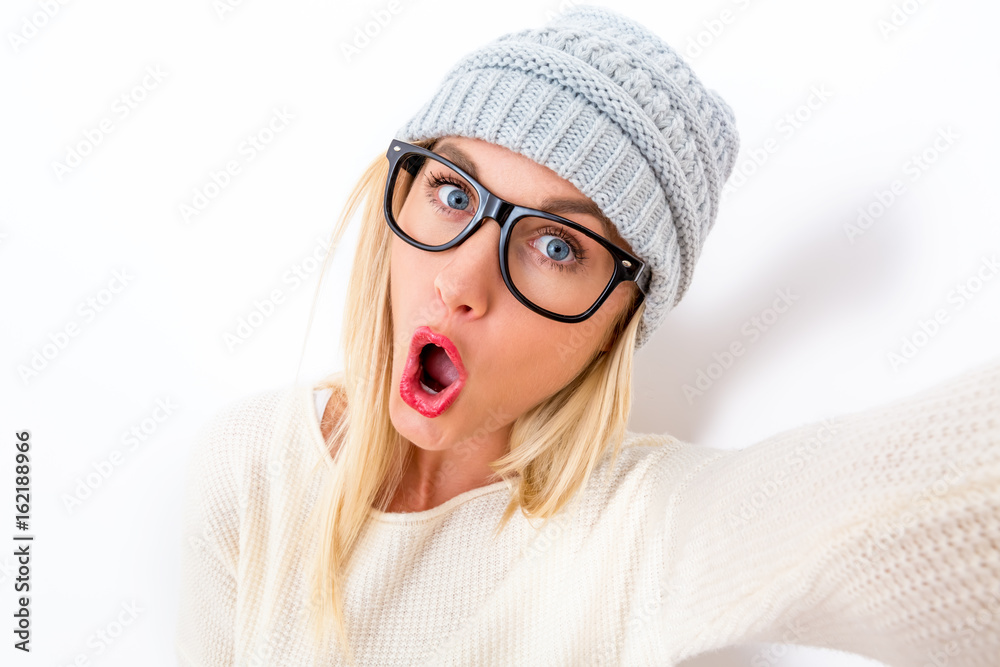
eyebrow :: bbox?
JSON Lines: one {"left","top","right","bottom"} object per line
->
{"left": 433, "top": 140, "right": 616, "bottom": 241}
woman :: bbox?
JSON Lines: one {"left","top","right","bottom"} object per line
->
{"left": 176, "top": 5, "right": 1000, "bottom": 666}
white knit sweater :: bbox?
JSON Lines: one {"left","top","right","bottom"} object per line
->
{"left": 176, "top": 357, "right": 1000, "bottom": 666}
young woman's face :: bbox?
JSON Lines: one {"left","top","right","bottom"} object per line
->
{"left": 387, "top": 135, "right": 636, "bottom": 456}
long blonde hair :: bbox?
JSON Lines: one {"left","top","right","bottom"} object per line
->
{"left": 299, "top": 138, "right": 646, "bottom": 664}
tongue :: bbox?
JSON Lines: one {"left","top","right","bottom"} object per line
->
{"left": 421, "top": 345, "right": 459, "bottom": 389}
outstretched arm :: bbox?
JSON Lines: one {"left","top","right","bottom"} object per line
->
{"left": 656, "top": 356, "right": 1000, "bottom": 666}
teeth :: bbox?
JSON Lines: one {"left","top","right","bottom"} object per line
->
{"left": 419, "top": 380, "right": 439, "bottom": 396}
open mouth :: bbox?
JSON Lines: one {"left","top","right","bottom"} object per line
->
{"left": 418, "top": 343, "right": 457, "bottom": 394}
{"left": 399, "top": 326, "right": 468, "bottom": 418}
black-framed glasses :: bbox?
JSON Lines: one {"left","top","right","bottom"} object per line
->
{"left": 382, "top": 139, "right": 647, "bottom": 323}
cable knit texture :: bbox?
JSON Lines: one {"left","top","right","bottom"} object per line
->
{"left": 176, "top": 356, "right": 1000, "bottom": 665}
{"left": 394, "top": 5, "right": 740, "bottom": 349}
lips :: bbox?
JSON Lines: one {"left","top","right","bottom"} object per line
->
{"left": 400, "top": 326, "right": 468, "bottom": 418}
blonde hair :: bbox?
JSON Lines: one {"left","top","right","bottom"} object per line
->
{"left": 298, "top": 139, "right": 646, "bottom": 664}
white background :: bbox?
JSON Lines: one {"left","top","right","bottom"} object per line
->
{"left": 1, "top": 0, "right": 998, "bottom": 664}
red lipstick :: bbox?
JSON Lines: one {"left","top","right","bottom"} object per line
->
{"left": 400, "top": 326, "right": 468, "bottom": 418}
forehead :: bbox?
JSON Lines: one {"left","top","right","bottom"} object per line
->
{"left": 430, "top": 137, "right": 634, "bottom": 254}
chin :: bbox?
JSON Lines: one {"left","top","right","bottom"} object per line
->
{"left": 388, "top": 392, "right": 456, "bottom": 450}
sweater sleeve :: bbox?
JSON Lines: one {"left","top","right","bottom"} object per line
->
{"left": 656, "top": 356, "right": 1000, "bottom": 666}
{"left": 175, "top": 404, "right": 243, "bottom": 666}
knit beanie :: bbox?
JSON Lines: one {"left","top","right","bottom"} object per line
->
{"left": 394, "top": 4, "right": 740, "bottom": 350}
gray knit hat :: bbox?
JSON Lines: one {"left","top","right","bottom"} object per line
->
{"left": 395, "top": 4, "right": 740, "bottom": 349}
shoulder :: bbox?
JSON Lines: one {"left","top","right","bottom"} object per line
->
{"left": 182, "top": 385, "right": 309, "bottom": 511}
{"left": 180, "top": 385, "right": 319, "bottom": 556}
{"left": 607, "top": 430, "right": 724, "bottom": 481}
{"left": 575, "top": 430, "right": 723, "bottom": 516}
{"left": 190, "top": 386, "right": 300, "bottom": 464}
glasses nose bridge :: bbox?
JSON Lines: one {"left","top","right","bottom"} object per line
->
{"left": 480, "top": 191, "right": 514, "bottom": 228}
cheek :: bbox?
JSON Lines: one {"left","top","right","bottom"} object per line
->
{"left": 490, "top": 325, "right": 587, "bottom": 395}
{"left": 388, "top": 240, "right": 448, "bottom": 357}
{"left": 389, "top": 240, "right": 415, "bottom": 353}
{"left": 389, "top": 239, "right": 417, "bottom": 314}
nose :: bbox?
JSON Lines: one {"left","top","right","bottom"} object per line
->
{"left": 432, "top": 216, "right": 504, "bottom": 320}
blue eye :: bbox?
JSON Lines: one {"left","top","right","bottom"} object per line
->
{"left": 438, "top": 185, "right": 469, "bottom": 211}
{"left": 532, "top": 234, "right": 577, "bottom": 264}
{"left": 544, "top": 237, "right": 571, "bottom": 262}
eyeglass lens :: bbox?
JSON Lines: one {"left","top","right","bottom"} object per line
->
{"left": 390, "top": 153, "right": 617, "bottom": 318}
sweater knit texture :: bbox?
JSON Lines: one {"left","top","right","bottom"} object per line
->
{"left": 394, "top": 4, "right": 740, "bottom": 350}
{"left": 176, "top": 356, "right": 1000, "bottom": 666}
